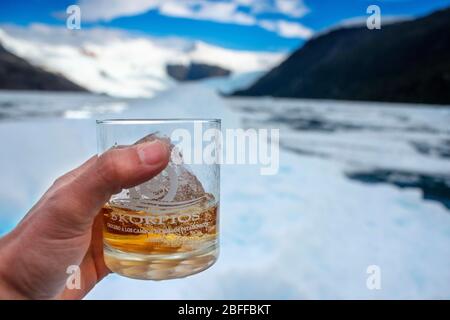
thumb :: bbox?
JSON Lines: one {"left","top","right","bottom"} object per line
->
{"left": 82, "top": 139, "right": 170, "bottom": 203}
{"left": 40, "top": 140, "right": 170, "bottom": 231}
{"left": 78, "top": 140, "right": 170, "bottom": 207}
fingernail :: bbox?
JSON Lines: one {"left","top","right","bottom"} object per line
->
{"left": 137, "top": 140, "right": 168, "bottom": 165}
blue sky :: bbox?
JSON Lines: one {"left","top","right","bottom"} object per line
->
{"left": 0, "top": 0, "right": 449, "bottom": 52}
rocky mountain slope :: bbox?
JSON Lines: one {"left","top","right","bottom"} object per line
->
{"left": 0, "top": 43, "right": 86, "bottom": 92}
{"left": 234, "top": 7, "right": 450, "bottom": 105}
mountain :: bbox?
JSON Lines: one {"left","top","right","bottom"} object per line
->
{"left": 167, "top": 62, "right": 230, "bottom": 81}
{"left": 0, "top": 43, "right": 86, "bottom": 92}
{"left": 0, "top": 25, "right": 284, "bottom": 98}
{"left": 233, "top": 7, "right": 450, "bottom": 105}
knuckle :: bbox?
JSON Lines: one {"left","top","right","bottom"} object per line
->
{"left": 42, "top": 185, "right": 90, "bottom": 233}
{"left": 52, "top": 174, "right": 70, "bottom": 188}
{"left": 97, "top": 151, "right": 121, "bottom": 190}
{"left": 43, "top": 186, "right": 66, "bottom": 214}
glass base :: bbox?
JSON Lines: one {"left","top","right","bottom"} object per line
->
{"left": 104, "top": 242, "right": 219, "bottom": 280}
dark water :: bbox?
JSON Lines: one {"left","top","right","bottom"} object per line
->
{"left": 346, "top": 169, "right": 450, "bottom": 210}
{"left": 231, "top": 98, "right": 450, "bottom": 210}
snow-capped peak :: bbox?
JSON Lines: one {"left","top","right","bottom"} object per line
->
{"left": 0, "top": 24, "right": 285, "bottom": 97}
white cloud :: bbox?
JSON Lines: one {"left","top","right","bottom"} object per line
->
{"left": 275, "top": 0, "right": 309, "bottom": 18}
{"left": 338, "top": 15, "right": 412, "bottom": 28}
{"left": 259, "top": 20, "right": 313, "bottom": 39}
{"left": 74, "top": 0, "right": 312, "bottom": 39}
{"left": 159, "top": 1, "right": 256, "bottom": 25}
{"left": 158, "top": 2, "right": 194, "bottom": 18}
{"left": 276, "top": 20, "right": 313, "bottom": 39}
{"left": 77, "top": 0, "right": 162, "bottom": 22}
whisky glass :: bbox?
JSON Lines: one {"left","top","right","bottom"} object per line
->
{"left": 96, "top": 119, "right": 220, "bottom": 280}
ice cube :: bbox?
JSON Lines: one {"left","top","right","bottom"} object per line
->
{"left": 133, "top": 133, "right": 206, "bottom": 202}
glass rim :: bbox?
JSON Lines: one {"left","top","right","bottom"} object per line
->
{"left": 96, "top": 118, "right": 221, "bottom": 125}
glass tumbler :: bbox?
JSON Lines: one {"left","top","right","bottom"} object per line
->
{"left": 96, "top": 119, "right": 220, "bottom": 280}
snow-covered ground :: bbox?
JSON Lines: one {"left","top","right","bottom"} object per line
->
{"left": 0, "top": 24, "right": 284, "bottom": 98}
{"left": 0, "top": 84, "right": 449, "bottom": 299}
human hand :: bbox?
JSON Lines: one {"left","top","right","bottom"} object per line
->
{"left": 0, "top": 140, "right": 169, "bottom": 299}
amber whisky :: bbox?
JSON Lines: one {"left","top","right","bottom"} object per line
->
{"left": 102, "top": 194, "right": 219, "bottom": 280}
